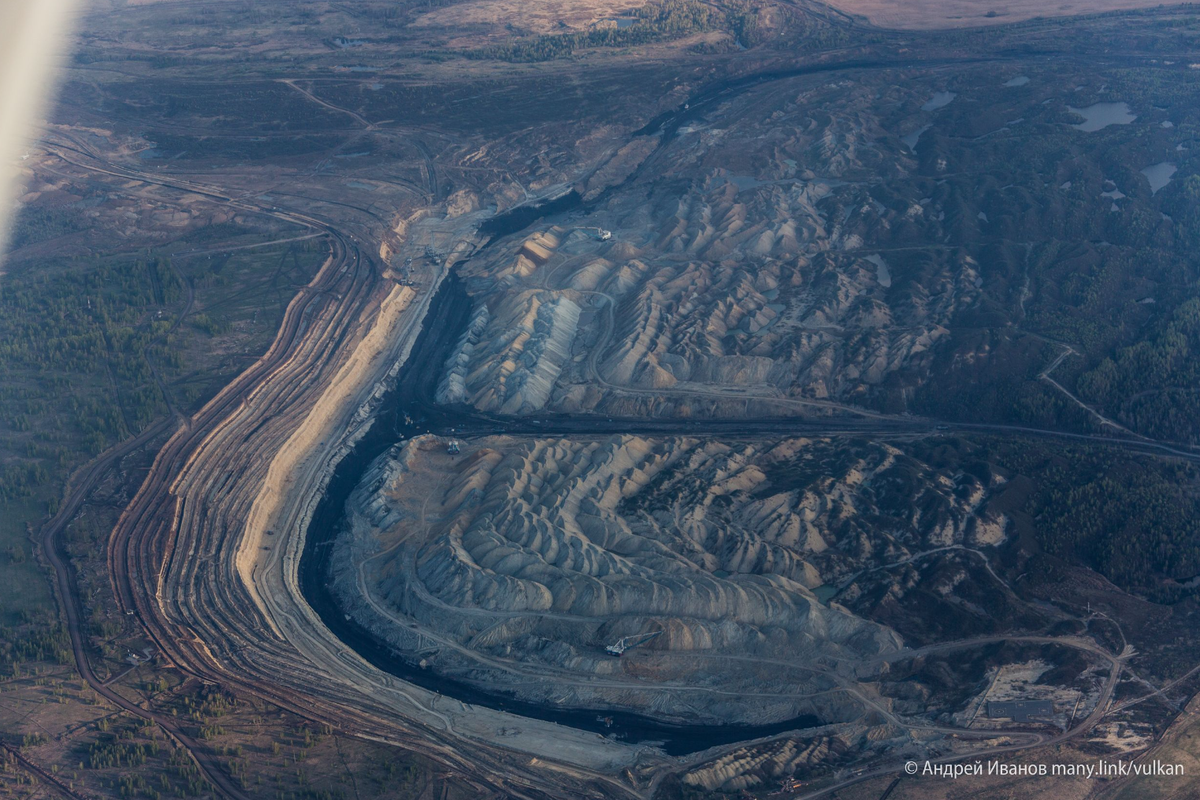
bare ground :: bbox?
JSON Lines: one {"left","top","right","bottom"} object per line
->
{"left": 821, "top": 0, "right": 1188, "bottom": 29}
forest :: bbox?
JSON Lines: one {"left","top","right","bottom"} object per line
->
{"left": 920, "top": 438, "right": 1200, "bottom": 604}
{"left": 0, "top": 257, "right": 183, "bottom": 503}
{"left": 9, "top": 205, "right": 90, "bottom": 251}
{"left": 1077, "top": 297, "right": 1200, "bottom": 443}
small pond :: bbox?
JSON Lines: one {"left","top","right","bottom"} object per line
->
{"left": 922, "top": 91, "right": 957, "bottom": 111}
{"left": 1141, "top": 162, "right": 1177, "bottom": 195}
{"left": 865, "top": 254, "right": 892, "bottom": 288}
{"left": 1068, "top": 102, "right": 1136, "bottom": 132}
{"left": 902, "top": 124, "right": 931, "bottom": 150}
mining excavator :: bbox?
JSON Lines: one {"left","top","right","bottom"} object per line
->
{"left": 605, "top": 630, "right": 662, "bottom": 656}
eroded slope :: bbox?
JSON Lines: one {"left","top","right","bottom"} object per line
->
{"left": 335, "top": 433, "right": 1014, "bottom": 724}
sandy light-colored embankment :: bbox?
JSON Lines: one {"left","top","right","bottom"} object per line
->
{"left": 237, "top": 281, "right": 417, "bottom": 635}
{"left": 224, "top": 227, "right": 643, "bottom": 771}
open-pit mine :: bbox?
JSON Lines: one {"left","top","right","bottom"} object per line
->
{"left": 10, "top": 2, "right": 1200, "bottom": 800}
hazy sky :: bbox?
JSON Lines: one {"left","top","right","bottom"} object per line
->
{"left": 0, "top": 0, "right": 80, "bottom": 261}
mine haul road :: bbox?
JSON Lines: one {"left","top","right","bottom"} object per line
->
{"left": 792, "top": 635, "right": 1127, "bottom": 800}
{"left": 44, "top": 146, "right": 632, "bottom": 799}
{"left": 35, "top": 51, "right": 1200, "bottom": 800}
{"left": 39, "top": 413, "right": 253, "bottom": 800}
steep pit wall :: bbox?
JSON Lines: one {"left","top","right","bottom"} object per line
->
{"left": 237, "top": 282, "right": 418, "bottom": 635}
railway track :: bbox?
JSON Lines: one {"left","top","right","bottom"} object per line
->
{"left": 1, "top": 742, "right": 94, "bottom": 800}
{"left": 34, "top": 44, "right": 1200, "bottom": 800}
{"left": 37, "top": 410, "right": 248, "bottom": 799}
{"left": 31, "top": 143, "right": 447, "bottom": 799}
{"left": 33, "top": 146, "right": 600, "bottom": 798}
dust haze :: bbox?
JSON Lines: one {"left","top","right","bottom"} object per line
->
{"left": 0, "top": 0, "right": 79, "bottom": 261}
